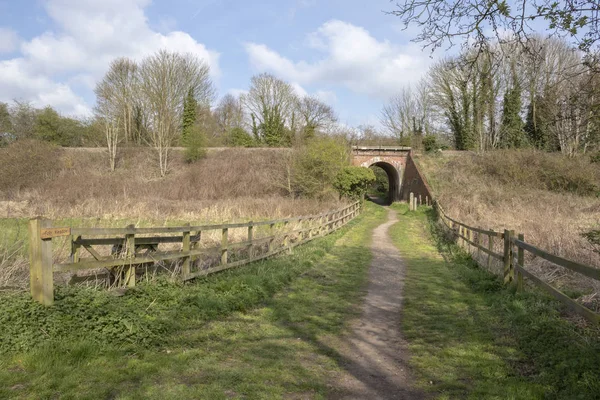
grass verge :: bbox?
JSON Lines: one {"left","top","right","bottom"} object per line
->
{"left": 0, "top": 202, "right": 386, "bottom": 399}
{"left": 389, "top": 203, "right": 600, "bottom": 400}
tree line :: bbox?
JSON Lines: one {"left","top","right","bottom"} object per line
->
{"left": 93, "top": 50, "right": 340, "bottom": 175}
{"left": 381, "top": 36, "right": 600, "bottom": 155}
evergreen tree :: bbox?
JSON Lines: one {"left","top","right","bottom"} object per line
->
{"left": 524, "top": 99, "right": 549, "bottom": 150}
{"left": 500, "top": 75, "right": 525, "bottom": 148}
{"left": 182, "top": 88, "right": 197, "bottom": 143}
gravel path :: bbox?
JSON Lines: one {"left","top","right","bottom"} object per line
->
{"left": 329, "top": 208, "right": 425, "bottom": 399}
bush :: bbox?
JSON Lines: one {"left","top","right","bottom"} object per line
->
{"left": 590, "top": 152, "right": 600, "bottom": 164}
{"left": 422, "top": 135, "right": 438, "bottom": 152}
{"left": 0, "top": 140, "right": 61, "bottom": 192}
{"left": 474, "top": 150, "right": 600, "bottom": 197}
{"left": 227, "top": 127, "right": 255, "bottom": 147}
{"left": 291, "top": 137, "right": 349, "bottom": 198}
{"left": 334, "top": 166, "right": 376, "bottom": 199}
{"left": 371, "top": 166, "right": 389, "bottom": 193}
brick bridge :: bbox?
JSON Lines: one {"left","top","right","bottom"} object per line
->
{"left": 351, "top": 146, "right": 432, "bottom": 205}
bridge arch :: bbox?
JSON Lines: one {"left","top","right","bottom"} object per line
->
{"left": 351, "top": 147, "right": 409, "bottom": 204}
{"left": 368, "top": 161, "right": 400, "bottom": 204}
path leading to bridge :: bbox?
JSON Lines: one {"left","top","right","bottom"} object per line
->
{"left": 330, "top": 208, "right": 425, "bottom": 399}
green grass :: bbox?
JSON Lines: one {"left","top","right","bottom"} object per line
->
{"left": 0, "top": 202, "right": 386, "bottom": 399}
{"left": 390, "top": 204, "right": 600, "bottom": 399}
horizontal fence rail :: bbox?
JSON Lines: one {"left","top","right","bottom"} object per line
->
{"left": 28, "top": 201, "right": 362, "bottom": 305}
{"left": 433, "top": 201, "right": 600, "bottom": 325}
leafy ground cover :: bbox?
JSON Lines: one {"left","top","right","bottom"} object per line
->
{"left": 0, "top": 202, "right": 385, "bottom": 399}
{"left": 390, "top": 203, "right": 600, "bottom": 399}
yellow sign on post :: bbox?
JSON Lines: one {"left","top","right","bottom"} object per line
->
{"left": 40, "top": 227, "right": 71, "bottom": 239}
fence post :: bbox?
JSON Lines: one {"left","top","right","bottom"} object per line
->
{"left": 488, "top": 230, "right": 494, "bottom": 270}
{"left": 409, "top": 192, "right": 414, "bottom": 211}
{"left": 124, "top": 224, "right": 136, "bottom": 287}
{"left": 182, "top": 223, "right": 191, "bottom": 278}
{"left": 221, "top": 228, "right": 229, "bottom": 265}
{"left": 467, "top": 228, "right": 472, "bottom": 253}
{"left": 477, "top": 231, "right": 482, "bottom": 263}
{"left": 517, "top": 233, "right": 524, "bottom": 292}
{"left": 268, "top": 223, "right": 275, "bottom": 253}
{"left": 247, "top": 224, "right": 254, "bottom": 259}
{"left": 503, "top": 229, "right": 513, "bottom": 284}
{"left": 70, "top": 235, "right": 81, "bottom": 263}
{"left": 419, "top": 194, "right": 422, "bottom": 206}
{"left": 28, "top": 218, "right": 54, "bottom": 306}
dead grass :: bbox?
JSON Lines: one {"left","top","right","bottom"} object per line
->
{"left": 0, "top": 144, "right": 339, "bottom": 220}
{"left": 0, "top": 143, "right": 344, "bottom": 289}
{"left": 416, "top": 150, "right": 600, "bottom": 299}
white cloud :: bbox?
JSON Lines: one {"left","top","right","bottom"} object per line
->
{"left": 314, "top": 90, "right": 337, "bottom": 104}
{"left": 0, "top": 0, "right": 220, "bottom": 117}
{"left": 290, "top": 82, "right": 308, "bottom": 97}
{"left": 245, "top": 20, "right": 432, "bottom": 99}
{"left": 0, "top": 28, "right": 19, "bottom": 53}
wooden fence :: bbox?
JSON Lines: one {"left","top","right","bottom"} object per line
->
{"left": 433, "top": 201, "right": 600, "bottom": 324}
{"left": 28, "top": 201, "right": 362, "bottom": 306}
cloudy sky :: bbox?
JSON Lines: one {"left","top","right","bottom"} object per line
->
{"left": 0, "top": 0, "right": 438, "bottom": 127}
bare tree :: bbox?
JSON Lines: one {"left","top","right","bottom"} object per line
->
{"left": 138, "top": 50, "right": 215, "bottom": 177}
{"left": 104, "top": 118, "right": 120, "bottom": 171}
{"left": 389, "top": 0, "right": 600, "bottom": 54}
{"left": 241, "top": 73, "right": 297, "bottom": 146}
{"left": 296, "top": 96, "right": 337, "bottom": 140}
{"left": 214, "top": 94, "right": 245, "bottom": 137}
{"left": 381, "top": 80, "right": 435, "bottom": 140}
{"left": 9, "top": 100, "right": 36, "bottom": 140}
{"left": 95, "top": 58, "right": 139, "bottom": 144}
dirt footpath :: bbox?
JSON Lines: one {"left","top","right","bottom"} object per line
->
{"left": 329, "top": 208, "right": 425, "bottom": 399}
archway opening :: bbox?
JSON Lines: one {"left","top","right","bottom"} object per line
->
{"left": 367, "top": 162, "right": 400, "bottom": 205}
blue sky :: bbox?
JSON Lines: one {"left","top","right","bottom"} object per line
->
{"left": 0, "top": 0, "right": 438, "bottom": 127}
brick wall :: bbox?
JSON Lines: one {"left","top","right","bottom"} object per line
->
{"left": 400, "top": 151, "right": 433, "bottom": 204}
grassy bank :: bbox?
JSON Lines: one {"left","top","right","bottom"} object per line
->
{"left": 390, "top": 204, "right": 600, "bottom": 399}
{"left": 0, "top": 202, "right": 385, "bottom": 399}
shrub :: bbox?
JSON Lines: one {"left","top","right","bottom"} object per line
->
{"left": 422, "top": 135, "right": 438, "bottom": 152}
{"left": 370, "top": 166, "right": 389, "bottom": 193}
{"left": 474, "top": 150, "right": 600, "bottom": 196}
{"left": 334, "top": 166, "right": 376, "bottom": 199}
{"left": 0, "top": 140, "right": 61, "bottom": 192}
{"left": 590, "top": 152, "right": 600, "bottom": 164}
{"left": 291, "top": 137, "right": 349, "bottom": 199}
{"left": 227, "top": 127, "right": 255, "bottom": 147}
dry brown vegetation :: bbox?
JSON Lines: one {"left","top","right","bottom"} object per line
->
{"left": 417, "top": 150, "right": 600, "bottom": 299}
{"left": 0, "top": 141, "right": 344, "bottom": 289}
{"left": 0, "top": 141, "right": 341, "bottom": 220}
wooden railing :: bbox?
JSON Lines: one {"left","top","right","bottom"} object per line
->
{"left": 433, "top": 201, "right": 600, "bottom": 324}
{"left": 28, "top": 201, "right": 362, "bottom": 305}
